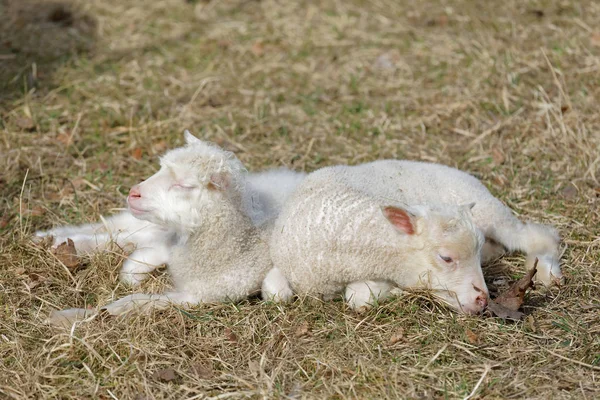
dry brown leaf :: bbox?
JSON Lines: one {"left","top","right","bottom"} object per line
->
{"left": 294, "top": 321, "right": 310, "bottom": 337}
{"left": 26, "top": 273, "right": 46, "bottom": 289}
{"left": 487, "top": 259, "right": 538, "bottom": 320}
{"left": 224, "top": 328, "right": 238, "bottom": 343}
{"left": 389, "top": 327, "right": 404, "bottom": 345}
{"left": 491, "top": 148, "right": 506, "bottom": 165}
{"left": 131, "top": 147, "right": 143, "bottom": 160}
{"left": 153, "top": 140, "right": 168, "bottom": 154}
{"left": 465, "top": 328, "right": 479, "bottom": 345}
{"left": 487, "top": 300, "right": 524, "bottom": 320}
{"left": 53, "top": 239, "right": 79, "bottom": 270}
{"left": 152, "top": 368, "right": 177, "bottom": 382}
{"left": 15, "top": 117, "right": 35, "bottom": 131}
{"left": 591, "top": 32, "right": 600, "bottom": 47}
{"left": 56, "top": 132, "right": 73, "bottom": 146}
{"left": 561, "top": 183, "right": 578, "bottom": 199}
{"left": 495, "top": 260, "right": 538, "bottom": 311}
{"left": 29, "top": 206, "right": 46, "bottom": 217}
{"left": 0, "top": 213, "right": 12, "bottom": 229}
{"left": 188, "top": 363, "right": 213, "bottom": 379}
{"left": 251, "top": 41, "right": 265, "bottom": 56}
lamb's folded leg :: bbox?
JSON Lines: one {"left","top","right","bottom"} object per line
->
{"left": 345, "top": 280, "right": 394, "bottom": 310}
{"left": 101, "top": 291, "right": 199, "bottom": 316}
{"left": 486, "top": 221, "right": 562, "bottom": 285}
{"left": 46, "top": 291, "right": 198, "bottom": 328}
{"left": 35, "top": 211, "right": 136, "bottom": 254}
{"left": 261, "top": 268, "right": 294, "bottom": 303}
{"left": 481, "top": 239, "right": 506, "bottom": 264}
{"left": 119, "top": 245, "right": 171, "bottom": 286}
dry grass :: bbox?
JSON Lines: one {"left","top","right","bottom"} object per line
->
{"left": 1, "top": 0, "right": 599, "bottom": 398}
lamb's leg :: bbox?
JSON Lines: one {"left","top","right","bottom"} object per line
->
{"left": 481, "top": 239, "right": 506, "bottom": 264}
{"left": 345, "top": 280, "right": 394, "bottom": 310}
{"left": 261, "top": 268, "right": 294, "bottom": 303}
{"left": 35, "top": 211, "right": 135, "bottom": 254}
{"left": 119, "top": 245, "right": 171, "bottom": 286}
{"left": 101, "top": 291, "right": 199, "bottom": 316}
{"left": 485, "top": 221, "right": 562, "bottom": 285}
{"left": 46, "top": 291, "right": 198, "bottom": 328}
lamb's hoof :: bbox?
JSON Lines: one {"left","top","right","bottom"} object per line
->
{"left": 34, "top": 229, "right": 69, "bottom": 248}
{"left": 530, "top": 255, "right": 564, "bottom": 287}
{"left": 46, "top": 308, "right": 97, "bottom": 329}
{"left": 119, "top": 272, "right": 146, "bottom": 287}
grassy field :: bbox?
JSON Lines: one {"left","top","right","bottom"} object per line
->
{"left": 1, "top": 0, "right": 599, "bottom": 398}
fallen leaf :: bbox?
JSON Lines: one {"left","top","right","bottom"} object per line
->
{"left": 26, "top": 273, "right": 46, "bottom": 289}
{"left": 491, "top": 149, "right": 506, "bottom": 165}
{"left": 152, "top": 368, "right": 177, "bottom": 382}
{"left": 0, "top": 213, "right": 11, "bottom": 229}
{"left": 495, "top": 260, "right": 538, "bottom": 311}
{"left": 15, "top": 117, "right": 35, "bottom": 131}
{"left": 224, "top": 328, "right": 238, "bottom": 343}
{"left": 188, "top": 363, "right": 213, "bottom": 379}
{"left": 131, "top": 147, "right": 143, "bottom": 160}
{"left": 294, "top": 321, "right": 311, "bottom": 337}
{"left": 56, "top": 132, "right": 73, "bottom": 146}
{"left": 487, "top": 300, "right": 524, "bottom": 320}
{"left": 52, "top": 239, "right": 79, "bottom": 270}
{"left": 29, "top": 206, "right": 46, "bottom": 217}
{"left": 152, "top": 140, "right": 168, "bottom": 154}
{"left": 487, "top": 259, "right": 538, "bottom": 320}
{"left": 591, "top": 32, "right": 600, "bottom": 47}
{"left": 251, "top": 41, "right": 265, "bottom": 56}
{"left": 389, "top": 327, "right": 404, "bottom": 345}
{"left": 465, "top": 329, "right": 479, "bottom": 345}
{"left": 560, "top": 183, "right": 578, "bottom": 199}
{"left": 14, "top": 267, "right": 26, "bottom": 275}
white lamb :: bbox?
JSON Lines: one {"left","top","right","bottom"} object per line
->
{"left": 46, "top": 132, "right": 303, "bottom": 324}
{"left": 36, "top": 133, "right": 304, "bottom": 287}
{"left": 263, "top": 160, "right": 562, "bottom": 314}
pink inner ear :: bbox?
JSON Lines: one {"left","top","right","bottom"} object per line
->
{"left": 209, "top": 172, "right": 229, "bottom": 190}
{"left": 383, "top": 206, "right": 415, "bottom": 235}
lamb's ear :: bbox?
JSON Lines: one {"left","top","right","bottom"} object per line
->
{"left": 381, "top": 206, "right": 418, "bottom": 235}
{"left": 183, "top": 130, "right": 201, "bottom": 145}
{"left": 207, "top": 172, "right": 230, "bottom": 191}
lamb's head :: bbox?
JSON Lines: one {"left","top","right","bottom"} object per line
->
{"left": 127, "top": 131, "right": 246, "bottom": 230}
{"left": 382, "top": 203, "right": 488, "bottom": 314}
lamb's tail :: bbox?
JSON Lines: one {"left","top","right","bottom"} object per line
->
{"left": 488, "top": 221, "right": 562, "bottom": 285}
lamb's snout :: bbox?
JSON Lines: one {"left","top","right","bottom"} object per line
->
{"left": 127, "top": 184, "right": 147, "bottom": 215}
{"left": 128, "top": 185, "right": 142, "bottom": 200}
{"left": 476, "top": 293, "right": 488, "bottom": 309}
{"left": 463, "top": 284, "right": 489, "bottom": 314}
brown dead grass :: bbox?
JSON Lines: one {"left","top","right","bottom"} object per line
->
{"left": 1, "top": 0, "right": 599, "bottom": 398}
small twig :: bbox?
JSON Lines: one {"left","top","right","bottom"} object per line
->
{"left": 463, "top": 365, "right": 491, "bottom": 400}
{"left": 423, "top": 344, "right": 448, "bottom": 370}
{"left": 546, "top": 349, "right": 600, "bottom": 371}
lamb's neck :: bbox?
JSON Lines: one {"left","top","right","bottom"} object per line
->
{"left": 186, "top": 201, "right": 255, "bottom": 250}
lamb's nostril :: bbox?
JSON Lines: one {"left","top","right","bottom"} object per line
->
{"left": 129, "top": 185, "right": 141, "bottom": 199}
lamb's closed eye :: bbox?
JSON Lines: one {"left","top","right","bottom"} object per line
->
{"left": 171, "top": 183, "right": 197, "bottom": 190}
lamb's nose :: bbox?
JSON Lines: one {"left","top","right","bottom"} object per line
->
{"left": 128, "top": 185, "right": 141, "bottom": 199}
{"left": 476, "top": 294, "right": 488, "bottom": 309}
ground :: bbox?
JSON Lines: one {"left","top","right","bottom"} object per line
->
{"left": 1, "top": 0, "right": 599, "bottom": 398}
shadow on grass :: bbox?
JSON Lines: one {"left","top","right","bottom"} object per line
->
{"left": 0, "top": 0, "right": 97, "bottom": 106}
